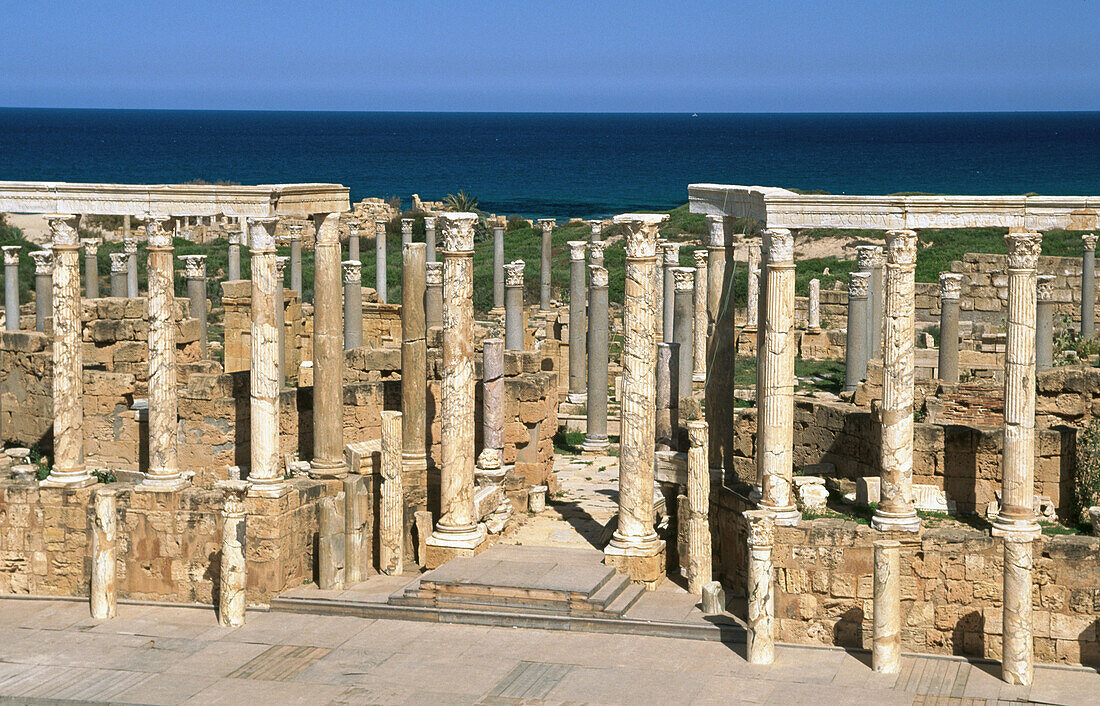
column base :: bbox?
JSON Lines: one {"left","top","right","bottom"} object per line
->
{"left": 759, "top": 502, "right": 801, "bottom": 526}
{"left": 581, "top": 436, "right": 610, "bottom": 454}
{"left": 871, "top": 508, "right": 921, "bottom": 533}
{"left": 565, "top": 392, "right": 587, "bottom": 404}
{"left": 247, "top": 480, "right": 291, "bottom": 499}
{"left": 134, "top": 475, "right": 191, "bottom": 493}
{"left": 40, "top": 470, "right": 97, "bottom": 489}
{"left": 991, "top": 515, "right": 1042, "bottom": 539}
{"left": 308, "top": 459, "right": 347, "bottom": 480}
{"left": 604, "top": 538, "right": 666, "bottom": 588}
{"left": 424, "top": 524, "right": 488, "bottom": 569}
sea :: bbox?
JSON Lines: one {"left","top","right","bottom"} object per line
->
{"left": 1, "top": 109, "right": 1098, "bottom": 219}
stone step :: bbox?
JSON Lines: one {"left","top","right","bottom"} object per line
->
{"left": 586, "top": 573, "right": 632, "bottom": 610}
{"left": 603, "top": 582, "right": 646, "bottom": 617}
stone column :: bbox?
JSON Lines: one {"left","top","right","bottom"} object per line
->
{"left": 228, "top": 230, "right": 241, "bottom": 281}
{"left": 343, "top": 260, "right": 362, "bottom": 349}
{"left": 685, "top": 420, "right": 711, "bottom": 595}
{"left": 374, "top": 219, "right": 388, "bottom": 303}
{"left": 246, "top": 218, "right": 286, "bottom": 497}
{"left": 401, "top": 218, "right": 414, "bottom": 249}
{"left": 1036, "top": 275, "right": 1055, "bottom": 371}
{"left": 275, "top": 256, "right": 289, "bottom": 388}
{"left": 1002, "top": 533, "right": 1034, "bottom": 685}
{"left": 347, "top": 219, "right": 360, "bottom": 261}
{"left": 31, "top": 250, "right": 52, "bottom": 333}
{"left": 656, "top": 342, "right": 678, "bottom": 449}
{"left": 938, "top": 273, "right": 962, "bottom": 383}
{"left": 871, "top": 247, "right": 885, "bottom": 358}
{"left": 752, "top": 237, "right": 768, "bottom": 501}
{"left": 567, "top": 241, "right": 588, "bottom": 403}
{"left": 109, "top": 253, "right": 128, "bottom": 297}
{"left": 310, "top": 213, "right": 346, "bottom": 478}
{"left": 745, "top": 509, "right": 775, "bottom": 665}
{"left": 1083, "top": 234, "right": 1097, "bottom": 340}
{"left": 872, "top": 539, "right": 901, "bottom": 674}
{"left": 41, "top": 215, "right": 93, "bottom": 487}
{"left": 3, "top": 246, "right": 20, "bottom": 330}
{"left": 583, "top": 264, "right": 610, "bottom": 453}
{"left": 673, "top": 267, "right": 695, "bottom": 407}
{"left": 872, "top": 230, "right": 921, "bottom": 532}
{"left": 425, "top": 262, "right": 443, "bottom": 330}
{"left": 503, "top": 260, "right": 525, "bottom": 350}
{"left": 380, "top": 410, "right": 404, "bottom": 575}
{"left": 216, "top": 479, "right": 250, "bottom": 627}
{"left": 90, "top": 487, "right": 117, "bottom": 619}
{"left": 590, "top": 240, "right": 606, "bottom": 268}
{"left": 182, "top": 255, "right": 208, "bottom": 358}
{"left": 124, "top": 237, "right": 138, "bottom": 298}
{"left": 123, "top": 214, "right": 131, "bottom": 240}
{"left": 538, "top": 218, "right": 554, "bottom": 311}
{"left": 402, "top": 242, "right": 428, "bottom": 473}
{"left": 425, "top": 216, "right": 438, "bottom": 263}
{"left": 807, "top": 278, "right": 821, "bottom": 330}
{"left": 426, "top": 213, "right": 487, "bottom": 564}
{"left": 758, "top": 229, "right": 799, "bottom": 525}
{"left": 661, "top": 242, "right": 681, "bottom": 343}
{"left": 476, "top": 338, "right": 505, "bottom": 483}
{"left": 844, "top": 272, "right": 871, "bottom": 392}
{"left": 692, "top": 250, "right": 708, "bottom": 383}
{"left": 604, "top": 213, "right": 667, "bottom": 585}
{"left": 993, "top": 232, "right": 1043, "bottom": 537}
{"left": 82, "top": 238, "right": 100, "bottom": 299}
{"left": 287, "top": 224, "right": 303, "bottom": 298}
{"left": 746, "top": 241, "right": 761, "bottom": 332}
{"left": 491, "top": 224, "right": 504, "bottom": 310}
{"left": 343, "top": 475, "right": 367, "bottom": 584}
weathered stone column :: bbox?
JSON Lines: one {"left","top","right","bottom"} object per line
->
{"left": 685, "top": 420, "right": 711, "bottom": 595}
{"left": 567, "top": 241, "right": 588, "bottom": 403}
{"left": 692, "top": 250, "right": 708, "bottom": 383}
{"left": 807, "top": 278, "right": 821, "bottom": 330}
{"left": 872, "top": 539, "right": 901, "bottom": 674}
{"left": 538, "top": 218, "right": 554, "bottom": 311}
{"left": 216, "top": 479, "right": 250, "bottom": 627}
{"left": 90, "top": 486, "right": 117, "bottom": 619}
{"left": 745, "top": 509, "right": 775, "bottom": 665}
{"left": 1083, "top": 234, "right": 1097, "bottom": 340}
{"left": 590, "top": 240, "right": 606, "bottom": 268}
{"left": 661, "top": 242, "right": 681, "bottom": 343}
{"left": 503, "top": 260, "right": 525, "bottom": 351}
{"left": 746, "top": 241, "right": 761, "bottom": 332}
{"left": 402, "top": 242, "right": 428, "bottom": 472}
{"left": 656, "top": 342, "right": 678, "bottom": 449}
{"left": 401, "top": 218, "right": 414, "bottom": 249}
{"left": 228, "top": 230, "right": 242, "bottom": 281}
{"left": 425, "top": 261, "right": 443, "bottom": 330}
{"left": 343, "top": 260, "right": 362, "bottom": 350}
{"left": 122, "top": 214, "right": 131, "bottom": 241}
{"left": 109, "top": 253, "right": 128, "bottom": 297}
{"left": 477, "top": 338, "right": 506, "bottom": 483}
{"left": 844, "top": 272, "right": 871, "bottom": 392}
{"left": 3, "top": 246, "right": 20, "bottom": 330}
{"left": 31, "top": 250, "right": 52, "bottom": 333}
{"left": 275, "top": 257, "right": 288, "bottom": 389}
{"left": 673, "top": 267, "right": 694, "bottom": 406}
{"left": 347, "top": 219, "right": 360, "bottom": 261}
{"left": 706, "top": 217, "right": 726, "bottom": 330}
{"left": 938, "top": 273, "right": 962, "bottom": 383}
{"left": 287, "top": 224, "right": 303, "bottom": 298}
{"left": 82, "top": 238, "right": 100, "bottom": 299}
{"left": 872, "top": 231, "right": 920, "bottom": 532}
{"left": 425, "top": 216, "right": 437, "bottom": 263}
{"left": 589, "top": 220, "right": 601, "bottom": 246}
{"left": 124, "top": 237, "right": 138, "bottom": 298}
{"left": 491, "top": 224, "right": 504, "bottom": 310}
{"left": 42, "top": 215, "right": 93, "bottom": 487}
{"left": 311, "top": 213, "right": 347, "bottom": 479}
{"left": 182, "top": 255, "right": 208, "bottom": 358}
{"left": 1036, "top": 275, "right": 1055, "bottom": 371}
{"left": 343, "top": 475, "right": 368, "bottom": 583}
{"left": 374, "top": 219, "right": 388, "bottom": 303}
{"left": 993, "top": 232, "right": 1043, "bottom": 537}
{"left": 758, "top": 229, "right": 799, "bottom": 525}
{"left": 426, "top": 213, "right": 486, "bottom": 564}
{"left": 1002, "top": 533, "right": 1034, "bottom": 685}
{"left": 583, "top": 264, "right": 610, "bottom": 453}
{"left": 380, "top": 410, "right": 404, "bottom": 575}
{"left": 605, "top": 213, "right": 667, "bottom": 585}
{"left": 870, "top": 247, "right": 885, "bottom": 358}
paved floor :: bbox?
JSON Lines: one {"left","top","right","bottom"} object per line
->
{"left": 0, "top": 598, "right": 1096, "bottom": 705}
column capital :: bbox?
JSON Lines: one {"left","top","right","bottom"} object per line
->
{"left": 228, "top": 230, "right": 242, "bottom": 246}
{"left": 181, "top": 254, "right": 207, "bottom": 279}
{"left": 1083, "top": 233, "right": 1098, "bottom": 252}
{"left": 46, "top": 214, "right": 79, "bottom": 247}
{"left": 401, "top": 218, "right": 414, "bottom": 236}
{"left": 286, "top": 223, "right": 304, "bottom": 239}
{"left": 615, "top": 213, "right": 667, "bottom": 258}
{"left": 145, "top": 215, "right": 172, "bottom": 248}
{"left": 705, "top": 214, "right": 732, "bottom": 248}
{"left": 568, "top": 240, "right": 587, "bottom": 261}
{"left": 342, "top": 259, "right": 362, "bottom": 285}
{"left": 1037, "top": 274, "right": 1055, "bottom": 302}
{"left": 346, "top": 218, "right": 360, "bottom": 235}
{"left": 672, "top": 266, "right": 695, "bottom": 291}
{"left": 885, "top": 230, "right": 918, "bottom": 267}
{"left": 248, "top": 217, "right": 279, "bottom": 251}
{"left": 588, "top": 263, "right": 608, "bottom": 288}
{"left": 693, "top": 249, "right": 708, "bottom": 267}
{"left": 743, "top": 509, "right": 776, "bottom": 548}
{"left": 81, "top": 237, "right": 101, "bottom": 256}
{"left": 537, "top": 218, "right": 556, "bottom": 233}
{"left": 1005, "top": 232, "right": 1043, "bottom": 270}
{"left": 492, "top": 224, "right": 504, "bottom": 236}
{"left": 764, "top": 229, "right": 793, "bottom": 264}
{"left": 109, "top": 252, "right": 129, "bottom": 273}
{"left": 939, "top": 272, "right": 963, "bottom": 300}
{"left": 687, "top": 419, "right": 708, "bottom": 446}
{"left": 661, "top": 241, "right": 681, "bottom": 266}
{"left": 424, "top": 216, "right": 436, "bottom": 230}
{"left": 30, "top": 249, "right": 52, "bottom": 275}
{"left": 122, "top": 237, "right": 138, "bottom": 255}
{"left": 374, "top": 219, "right": 387, "bottom": 236}
{"left": 426, "top": 261, "right": 443, "bottom": 286}
{"left": 590, "top": 240, "right": 607, "bottom": 260}
{"left": 504, "top": 259, "right": 525, "bottom": 287}
{"left": 588, "top": 220, "right": 602, "bottom": 236}
{"left": 848, "top": 271, "right": 871, "bottom": 298}
{"left": 855, "top": 244, "right": 880, "bottom": 271}
{"left": 313, "top": 212, "right": 341, "bottom": 245}
{"left": 439, "top": 212, "right": 477, "bottom": 252}
{"left": 2, "top": 245, "right": 22, "bottom": 265}
{"left": 275, "top": 255, "right": 289, "bottom": 278}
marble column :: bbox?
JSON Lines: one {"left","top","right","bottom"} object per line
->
{"left": 567, "top": 241, "right": 588, "bottom": 404}
{"left": 1036, "top": 275, "right": 1055, "bottom": 371}
{"left": 872, "top": 539, "right": 901, "bottom": 674}
{"left": 425, "top": 216, "right": 438, "bottom": 263}
{"left": 401, "top": 218, "right": 414, "bottom": 249}
{"left": 124, "top": 237, "right": 138, "bottom": 298}
{"left": 685, "top": 419, "right": 711, "bottom": 595}
{"left": 275, "top": 257, "right": 288, "bottom": 389}
{"left": 216, "top": 479, "right": 250, "bottom": 627}
{"left": 3, "top": 246, "right": 19, "bottom": 330}
{"left": 476, "top": 338, "right": 505, "bottom": 482}
{"left": 661, "top": 242, "right": 681, "bottom": 343}
{"left": 872, "top": 231, "right": 921, "bottom": 533}
{"left": 656, "top": 342, "right": 678, "bottom": 449}
{"left": 491, "top": 224, "right": 504, "bottom": 310}
{"left": 503, "top": 260, "right": 525, "bottom": 350}
{"left": 871, "top": 247, "right": 885, "bottom": 358}
{"left": 122, "top": 214, "right": 131, "bottom": 240}
{"left": 82, "top": 238, "right": 100, "bottom": 299}
{"left": 993, "top": 232, "right": 1043, "bottom": 537}
{"left": 844, "top": 272, "right": 871, "bottom": 392}
{"left": 228, "top": 230, "right": 242, "bottom": 281}
{"left": 374, "top": 219, "right": 388, "bottom": 303}
{"left": 589, "top": 220, "right": 601, "bottom": 246}
{"left": 426, "top": 213, "right": 487, "bottom": 561}
{"left": 182, "top": 255, "right": 208, "bottom": 358}
{"left": 347, "top": 219, "right": 360, "bottom": 261}
{"left": 380, "top": 410, "right": 404, "bottom": 575}
{"left": 425, "top": 261, "right": 443, "bottom": 331}
{"left": 90, "top": 487, "right": 117, "bottom": 619}
{"left": 807, "top": 278, "right": 821, "bottom": 330}
{"left": 938, "top": 273, "right": 962, "bottom": 383}
{"left": 538, "top": 218, "right": 554, "bottom": 311}
{"left": 692, "top": 250, "right": 708, "bottom": 383}
{"left": 109, "top": 253, "right": 128, "bottom": 297}
{"left": 402, "top": 242, "right": 428, "bottom": 473}
{"left": 1002, "top": 533, "right": 1034, "bottom": 685}
{"left": 604, "top": 213, "right": 667, "bottom": 584}
{"left": 343, "top": 260, "right": 362, "bottom": 349}
{"left": 311, "top": 213, "right": 346, "bottom": 478}
{"left": 745, "top": 509, "right": 775, "bottom": 665}
{"left": 590, "top": 240, "right": 606, "bottom": 268}
{"left": 287, "top": 224, "right": 303, "bottom": 298}
{"left": 753, "top": 237, "right": 768, "bottom": 501}
{"left": 746, "top": 241, "right": 761, "bottom": 332}
{"left": 31, "top": 250, "right": 52, "bottom": 333}
{"left": 1083, "top": 234, "right": 1097, "bottom": 340}
{"left": 673, "top": 267, "right": 695, "bottom": 407}
{"left": 41, "top": 215, "right": 93, "bottom": 487}
{"left": 758, "top": 229, "right": 799, "bottom": 525}
{"left": 582, "top": 264, "right": 610, "bottom": 453}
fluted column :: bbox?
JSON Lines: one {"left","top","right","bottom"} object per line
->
{"left": 692, "top": 250, "right": 708, "bottom": 383}
{"left": 425, "top": 262, "right": 443, "bottom": 330}
{"left": 90, "top": 487, "right": 117, "bottom": 619}
{"left": 31, "top": 250, "right": 52, "bottom": 333}
{"left": 567, "top": 241, "right": 588, "bottom": 403}
{"left": 82, "top": 238, "right": 100, "bottom": 299}
{"left": 401, "top": 218, "right": 414, "bottom": 249}
{"left": 745, "top": 509, "right": 775, "bottom": 665}
{"left": 503, "top": 260, "right": 525, "bottom": 350}
{"left": 1002, "top": 534, "right": 1034, "bottom": 685}
{"left": 538, "top": 218, "right": 554, "bottom": 311}
{"left": 182, "top": 255, "right": 208, "bottom": 358}
{"left": 343, "top": 260, "right": 362, "bottom": 349}
{"left": 380, "top": 410, "right": 404, "bottom": 575}
{"left": 1082, "top": 234, "right": 1096, "bottom": 340}
{"left": 590, "top": 240, "right": 606, "bottom": 268}
{"left": 3, "top": 246, "right": 20, "bottom": 330}
{"left": 491, "top": 224, "right": 504, "bottom": 310}
{"left": 661, "top": 242, "right": 680, "bottom": 343}
{"left": 872, "top": 539, "right": 901, "bottom": 674}
{"left": 938, "top": 274, "right": 962, "bottom": 383}
{"left": 1036, "top": 275, "right": 1055, "bottom": 371}
{"left": 374, "top": 219, "right": 388, "bottom": 303}
{"left": 123, "top": 237, "right": 138, "bottom": 298}
{"left": 402, "top": 242, "right": 428, "bottom": 471}
{"left": 746, "top": 242, "right": 761, "bottom": 331}
{"left": 109, "top": 253, "right": 128, "bottom": 297}
{"left": 583, "top": 264, "right": 610, "bottom": 453}
{"left": 993, "top": 232, "right": 1043, "bottom": 537}
{"left": 425, "top": 216, "right": 438, "bottom": 263}
{"left": 347, "top": 219, "right": 360, "bottom": 261}
{"left": 216, "top": 480, "right": 250, "bottom": 627}
{"left": 311, "top": 212, "right": 346, "bottom": 478}
{"left": 844, "top": 272, "right": 871, "bottom": 392}
{"left": 275, "top": 257, "right": 288, "bottom": 389}
{"left": 685, "top": 420, "right": 711, "bottom": 595}
{"left": 228, "top": 230, "right": 242, "bottom": 281}
{"left": 872, "top": 230, "right": 920, "bottom": 532}
{"left": 287, "top": 224, "right": 303, "bottom": 298}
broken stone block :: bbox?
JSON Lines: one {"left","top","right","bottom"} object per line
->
{"left": 794, "top": 476, "right": 829, "bottom": 513}
{"left": 857, "top": 476, "right": 881, "bottom": 506}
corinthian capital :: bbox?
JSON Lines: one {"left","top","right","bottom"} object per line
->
{"left": 1036, "top": 274, "right": 1055, "bottom": 302}
{"left": 145, "top": 215, "right": 172, "bottom": 248}
{"left": 401, "top": 218, "right": 414, "bottom": 237}
{"left": 30, "top": 250, "right": 52, "bottom": 275}
{"left": 110, "top": 252, "right": 129, "bottom": 273}
{"left": 375, "top": 219, "right": 387, "bottom": 237}
{"left": 590, "top": 241, "right": 607, "bottom": 260}
{"left": 47, "top": 214, "right": 79, "bottom": 247}
{"left": 504, "top": 260, "right": 525, "bottom": 287}
{"left": 939, "top": 273, "right": 963, "bottom": 300}
{"left": 743, "top": 509, "right": 776, "bottom": 548}
{"left": 537, "top": 218, "right": 555, "bottom": 234}
{"left": 81, "top": 238, "right": 101, "bottom": 256}
{"left": 181, "top": 254, "right": 207, "bottom": 279}
{"left": 568, "top": 241, "right": 587, "bottom": 261}
{"left": 425, "top": 261, "right": 443, "bottom": 287}
{"left": 848, "top": 271, "right": 870, "bottom": 298}
{"left": 615, "top": 213, "right": 667, "bottom": 258}
{"left": 248, "top": 217, "right": 279, "bottom": 251}
{"left": 661, "top": 241, "right": 681, "bottom": 266}
{"left": 439, "top": 212, "right": 477, "bottom": 252}
{"left": 855, "top": 245, "right": 879, "bottom": 271}
{"left": 2, "top": 245, "right": 21, "bottom": 266}
{"left": 764, "top": 229, "right": 793, "bottom": 264}
{"left": 885, "top": 230, "right": 918, "bottom": 267}
{"left": 1083, "top": 233, "right": 1098, "bottom": 252}
{"left": 1004, "top": 232, "right": 1042, "bottom": 271}
{"left": 342, "top": 260, "right": 362, "bottom": 285}
{"left": 706, "top": 215, "right": 727, "bottom": 248}
{"left": 588, "top": 264, "right": 608, "bottom": 288}
{"left": 673, "top": 266, "right": 695, "bottom": 291}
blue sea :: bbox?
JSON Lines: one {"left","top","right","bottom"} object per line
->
{"left": 1, "top": 109, "right": 1098, "bottom": 218}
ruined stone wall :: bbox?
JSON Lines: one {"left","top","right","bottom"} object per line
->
{"left": 221, "top": 280, "right": 303, "bottom": 376}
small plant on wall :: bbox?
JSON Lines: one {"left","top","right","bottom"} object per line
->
{"left": 1074, "top": 418, "right": 1100, "bottom": 525}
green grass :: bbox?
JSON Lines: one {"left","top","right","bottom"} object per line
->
{"left": 553, "top": 429, "right": 586, "bottom": 455}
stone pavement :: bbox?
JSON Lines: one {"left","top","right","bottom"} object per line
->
{"left": 0, "top": 598, "right": 1097, "bottom": 705}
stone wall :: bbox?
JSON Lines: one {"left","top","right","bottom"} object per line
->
{"left": 221, "top": 280, "right": 304, "bottom": 376}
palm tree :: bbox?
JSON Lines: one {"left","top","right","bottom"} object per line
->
{"left": 442, "top": 191, "right": 479, "bottom": 212}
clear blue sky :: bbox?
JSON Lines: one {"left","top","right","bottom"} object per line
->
{"left": 3, "top": 0, "right": 1098, "bottom": 112}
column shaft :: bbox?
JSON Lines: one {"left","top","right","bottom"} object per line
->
{"left": 692, "top": 250, "right": 708, "bottom": 382}
{"left": 402, "top": 243, "right": 428, "bottom": 466}
{"left": 425, "top": 262, "right": 443, "bottom": 331}
{"left": 1002, "top": 534, "right": 1034, "bottom": 685}
{"left": 124, "top": 239, "right": 138, "bottom": 298}
{"left": 938, "top": 274, "right": 962, "bottom": 383}
{"left": 1083, "top": 235, "right": 1096, "bottom": 339}
{"left": 662, "top": 243, "right": 680, "bottom": 343}
{"left": 216, "top": 480, "right": 249, "bottom": 627}
{"left": 686, "top": 420, "right": 711, "bottom": 594}
{"left": 492, "top": 225, "right": 504, "bottom": 309}
{"left": 311, "top": 213, "right": 346, "bottom": 478}
{"left": 583, "top": 265, "right": 610, "bottom": 452}
{"left": 425, "top": 217, "right": 437, "bottom": 264}
{"left": 871, "top": 258, "right": 884, "bottom": 358}
{"left": 477, "top": 338, "right": 506, "bottom": 474}
{"left": 672, "top": 267, "right": 694, "bottom": 408}
{"left": 746, "top": 243, "right": 761, "bottom": 331}
{"left": 246, "top": 218, "right": 285, "bottom": 496}
{"left": 807, "top": 278, "right": 821, "bottom": 329}
{"left": 32, "top": 253, "right": 51, "bottom": 334}
{"left": 290, "top": 237, "right": 303, "bottom": 297}
{"left": 1036, "top": 276, "right": 1055, "bottom": 371}
{"left": 745, "top": 510, "right": 775, "bottom": 665}
{"left": 275, "top": 258, "right": 287, "bottom": 389}
{"left": 228, "top": 235, "right": 241, "bottom": 281}
{"left": 3, "top": 247, "right": 20, "bottom": 331}
{"left": 90, "top": 488, "right": 117, "bottom": 619}
{"left": 844, "top": 273, "right": 871, "bottom": 392}
{"left": 375, "top": 220, "right": 388, "bottom": 303}
{"left": 110, "top": 254, "right": 127, "bottom": 297}
{"left": 380, "top": 410, "right": 404, "bottom": 575}
{"left": 567, "top": 241, "right": 588, "bottom": 403}
{"left": 705, "top": 216, "right": 725, "bottom": 329}
{"left": 82, "top": 239, "right": 100, "bottom": 299}
{"left": 503, "top": 261, "right": 525, "bottom": 350}
{"left": 538, "top": 219, "right": 553, "bottom": 311}
{"left": 872, "top": 539, "right": 901, "bottom": 674}
{"left": 343, "top": 260, "right": 363, "bottom": 350}
{"left": 183, "top": 255, "right": 209, "bottom": 359}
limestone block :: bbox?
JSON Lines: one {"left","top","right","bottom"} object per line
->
{"left": 794, "top": 476, "right": 829, "bottom": 513}
{"left": 857, "top": 476, "right": 880, "bottom": 506}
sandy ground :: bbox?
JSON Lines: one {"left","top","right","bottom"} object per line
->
{"left": 4, "top": 213, "right": 52, "bottom": 245}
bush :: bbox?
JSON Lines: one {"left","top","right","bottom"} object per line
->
{"left": 1075, "top": 419, "right": 1100, "bottom": 524}
{"left": 507, "top": 215, "right": 530, "bottom": 231}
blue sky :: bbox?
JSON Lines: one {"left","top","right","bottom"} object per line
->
{"left": 3, "top": 0, "right": 1098, "bottom": 112}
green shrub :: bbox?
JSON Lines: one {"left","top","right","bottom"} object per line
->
{"left": 1075, "top": 419, "right": 1100, "bottom": 524}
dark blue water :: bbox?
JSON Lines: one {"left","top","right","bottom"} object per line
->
{"left": 1, "top": 109, "right": 1098, "bottom": 218}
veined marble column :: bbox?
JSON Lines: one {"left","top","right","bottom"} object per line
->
{"left": 182, "top": 255, "right": 208, "bottom": 358}
{"left": 42, "top": 215, "right": 93, "bottom": 487}
{"left": 425, "top": 262, "right": 443, "bottom": 331}
{"left": 583, "top": 264, "right": 610, "bottom": 453}
{"left": 275, "top": 256, "right": 288, "bottom": 389}
{"left": 374, "top": 219, "right": 388, "bottom": 303}
{"left": 402, "top": 242, "right": 428, "bottom": 472}
{"left": 425, "top": 216, "right": 438, "bottom": 263}
{"left": 673, "top": 267, "right": 695, "bottom": 409}
{"left": 1002, "top": 533, "right": 1034, "bottom": 685}
{"left": 661, "top": 242, "right": 681, "bottom": 343}
{"left": 872, "top": 539, "right": 901, "bottom": 673}
{"left": 216, "top": 480, "right": 250, "bottom": 627}
{"left": 758, "top": 229, "right": 799, "bottom": 525}
{"left": 3, "top": 246, "right": 20, "bottom": 330}
{"left": 656, "top": 342, "right": 678, "bottom": 449}
{"left": 90, "top": 487, "right": 117, "bottom": 619}
{"left": 745, "top": 509, "right": 775, "bottom": 665}
{"left": 993, "top": 232, "right": 1043, "bottom": 537}
{"left": 692, "top": 250, "right": 708, "bottom": 383}
{"left": 401, "top": 218, "right": 414, "bottom": 249}
{"left": 476, "top": 338, "right": 506, "bottom": 485}
{"left": 1036, "top": 275, "right": 1055, "bottom": 371}
{"left": 503, "top": 260, "right": 525, "bottom": 351}
{"left": 123, "top": 237, "right": 138, "bottom": 298}
{"left": 938, "top": 273, "right": 962, "bottom": 383}
{"left": 491, "top": 224, "right": 504, "bottom": 310}
{"left": 311, "top": 213, "right": 346, "bottom": 479}
{"left": 82, "top": 238, "right": 100, "bottom": 299}
{"left": 872, "top": 230, "right": 920, "bottom": 533}
{"left": 426, "top": 213, "right": 487, "bottom": 562}
{"left": 31, "top": 250, "right": 52, "bottom": 333}
{"left": 109, "top": 253, "right": 128, "bottom": 297}
{"left": 807, "top": 278, "right": 821, "bottom": 330}
{"left": 347, "top": 219, "right": 360, "bottom": 261}
{"left": 752, "top": 236, "right": 768, "bottom": 501}
{"left": 605, "top": 213, "right": 667, "bottom": 584}
{"left": 343, "top": 260, "right": 362, "bottom": 349}
{"left": 228, "top": 230, "right": 242, "bottom": 281}
{"left": 1083, "top": 234, "right": 1097, "bottom": 340}
{"left": 287, "top": 224, "right": 303, "bottom": 298}
{"left": 380, "top": 410, "right": 404, "bottom": 575}
{"left": 746, "top": 241, "right": 761, "bottom": 332}
{"left": 844, "top": 272, "right": 871, "bottom": 392}
{"left": 590, "top": 240, "right": 606, "bottom": 268}
{"left": 567, "top": 241, "right": 588, "bottom": 403}
{"left": 538, "top": 218, "right": 554, "bottom": 311}
{"left": 685, "top": 420, "right": 711, "bottom": 595}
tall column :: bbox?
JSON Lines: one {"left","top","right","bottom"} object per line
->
{"left": 705, "top": 216, "right": 729, "bottom": 331}
{"left": 3, "top": 246, "right": 20, "bottom": 330}
{"left": 1036, "top": 275, "right": 1055, "bottom": 371}
{"left": 401, "top": 218, "right": 414, "bottom": 249}
{"left": 491, "top": 224, "right": 504, "bottom": 310}
{"left": 745, "top": 509, "right": 775, "bottom": 665}
{"left": 122, "top": 214, "right": 131, "bottom": 241}
{"left": 872, "top": 539, "right": 901, "bottom": 674}
{"left": 746, "top": 241, "right": 761, "bottom": 331}
{"left": 583, "top": 264, "right": 610, "bottom": 453}
{"left": 1002, "top": 534, "right": 1034, "bottom": 685}
{"left": 402, "top": 242, "right": 428, "bottom": 472}
{"left": 685, "top": 419, "right": 711, "bottom": 595}
{"left": 347, "top": 219, "right": 360, "bottom": 261}
{"left": 287, "top": 224, "right": 303, "bottom": 298}
{"left": 871, "top": 247, "right": 885, "bottom": 358}
{"left": 275, "top": 257, "right": 288, "bottom": 389}
{"left": 182, "top": 255, "right": 208, "bottom": 358}
{"left": 993, "top": 232, "right": 1043, "bottom": 537}
{"left": 81, "top": 238, "right": 100, "bottom": 299}
{"left": 752, "top": 236, "right": 768, "bottom": 501}
{"left": 567, "top": 241, "right": 588, "bottom": 403}
{"left": 41, "top": 215, "right": 93, "bottom": 487}
{"left": 504, "top": 260, "right": 525, "bottom": 350}
{"left": 90, "top": 487, "right": 117, "bottom": 619}
{"left": 844, "top": 272, "right": 871, "bottom": 392}
{"left": 673, "top": 267, "right": 695, "bottom": 407}
{"left": 246, "top": 218, "right": 286, "bottom": 497}
{"left": 343, "top": 260, "right": 362, "bottom": 349}
{"left": 589, "top": 220, "right": 601, "bottom": 246}
{"left": 692, "top": 250, "right": 708, "bottom": 383}
{"left": 1083, "top": 234, "right": 1097, "bottom": 339}
{"left": 425, "top": 261, "right": 443, "bottom": 330}
{"left": 476, "top": 338, "right": 506, "bottom": 482}
{"left": 311, "top": 213, "right": 346, "bottom": 479}
{"left": 380, "top": 410, "right": 404, "bottom": 575}
{"left": 374, "top": 219, "right": 388, "bottom": 303}
{"left": 807, "top": 278, "right": 821, "bottom": 330}
{"left": 425, "top": 216, "right": 438, "bottom": 263}
{"left": 758, "top": 229, "right": 799, "bottom": 525}
{"left": 538, "top": 218, "right": 554, "bottom": 311}
{"left": 31, "top": 250, "right": 52, "bottom": 333}
{"left": 604, "top": 213, "right": 667, "bottom": 585}
{"left": 872, "top": 230, "right": 920, "bottom": 532}
{"left": 938, "top": 273, "right": 962, "bottom": 383}
{"left": 590, "top": 240, "right": 606, "bottom": 268}
{"left": 216, "top": 480, "right": 250, "bottom": 627}
{"left": 426, "top": 213, "right": 487, "bottom": 563}
{"left": 661, "top": 242, "right": 681, "bottom": 343}
{"left": 656, "top": 342, "right": 678, "bottom": 449}
{"left": 123, "top": 237, "right": 138, "bottom": 298}
{"left": 228, "top": 230, "right": 241, "bottom": 281}
{"left": 109, "top": 253, "right": 128, "bottom": 297}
